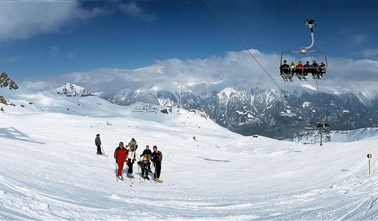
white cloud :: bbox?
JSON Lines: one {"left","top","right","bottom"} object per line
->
{"left": 0, "top": 0, "right": 104, "bottom": 42}
{"left": 0, "top": 56, "right": 22, "bottom": 64}
{"left": 22, "top": 49, "right": 378, "bottom": 95}
{"left": 49, "top": 46, "right": 77, "bottom": 58}
{"left": 119, "top": 2, "right": 156, "bottom": 21}
{"left": 361, "top": 49, "right": 378, "bottom": 58}
{"left": 0, "top": 1, "right": 155, "bottom": 43}
{"left": 347, "top": 33, "right": 369, "bottom": 46}
{"left": 23, "top": 81, "right": 51, "bottom": 91}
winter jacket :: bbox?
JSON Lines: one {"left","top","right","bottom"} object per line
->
{"left": 151, "top": 151, "right": 163, "bottom": 163}
{"left": 127, "top": 149, "right": 137, "bottom": 163}
{"left": 95, "top": 136, "right": 101, "bottom": 146}
{"left": 279, "top": 63, "right": 289, "bottom": 71}
{"left": 127, "top": 139, "right": 138, "bottom": 149}
{"left": 114, "top": 147, "right": 128, "bottom": 163}
{"left": 289, "top": 62, "right": 296, "bottom": 70}
{"left": 140, "top": 149, "right": 152, "bottom": 161}
{"left": 296, "top": 62, "right": 304, "bottom": 70}
{"left": 138, "top": 159, "right": 150, "bottom": 169}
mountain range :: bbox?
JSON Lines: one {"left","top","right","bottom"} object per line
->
{"left": 105, "top": 81, "right": 378, "bottom": 139}
{"left": 1, "top": 73, "right": 377, "bottom": 139}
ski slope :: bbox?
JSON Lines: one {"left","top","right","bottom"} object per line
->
{"left": 1, "top": 90, "right": 378, "bottom": 220}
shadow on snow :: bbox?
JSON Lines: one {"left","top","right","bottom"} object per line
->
{"left": 0, "top": 127, "right": 45, "bottom": 144}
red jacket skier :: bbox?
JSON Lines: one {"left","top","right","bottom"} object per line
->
{"left": 114, "top": 142, "right": 128, "bottom": 180}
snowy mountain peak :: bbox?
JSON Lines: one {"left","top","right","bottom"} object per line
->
{"left": 56, "top": 83, "right": 92, "bottom": 97}
{"left": 217, "top": 87, "right": 239, "bottom": 99}
{"left": 0, "top": 72, "right": 18, "bottom": 90}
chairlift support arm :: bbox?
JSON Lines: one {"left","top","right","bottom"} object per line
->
{"left": 304, "top": 19, "right": 316, "bottom": 50}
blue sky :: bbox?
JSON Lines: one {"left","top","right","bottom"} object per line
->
{"left": 0, "top": 0, "right": 378, "bottom": 93}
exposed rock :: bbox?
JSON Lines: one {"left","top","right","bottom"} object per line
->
{"left": 0, "top": 72, "right": 18, "bottom": 90}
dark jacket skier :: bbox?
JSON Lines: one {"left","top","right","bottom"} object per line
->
{"left": 138, "top": 154, "right": 151, "bottom": 179}
{"left": 140, "top": 145, "right": 152, "bottom": 172}
{"left": 95, "top": 134, "right": 103, "bottom": 155}
{"left": 151, "top": 145, "right": 163, "bottom": 182}
{"left": 114, "top": 142, "right": 128, "bottom": 180}
{"left": 140, "top": 145, "right": 152, "bottom": 159}
{"left": 279, "top": 60, "right": 290, "bottom": 74}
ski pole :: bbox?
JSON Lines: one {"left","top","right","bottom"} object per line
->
{"left": 137, "top": 155, "right": 141, "bottom": 173}
{"left": 115, "top": 162, "right": 118, "bottom": 182}
{"left": 101, "top": 145, "right": 106, "bottom": 155}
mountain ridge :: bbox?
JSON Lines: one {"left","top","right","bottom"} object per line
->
{"left": 105, "top": 81, "right": 378, "bottom": 139}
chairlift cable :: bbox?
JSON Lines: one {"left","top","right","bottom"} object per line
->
{"left": 201, "top": 0, "right": 285, "bottom": 95}
{"left": 299, "top": 0, "right": 306, "bottom": 22}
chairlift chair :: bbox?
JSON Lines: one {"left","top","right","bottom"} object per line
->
{"left": 279, "top": 19, "right": 328, "bottom": 82}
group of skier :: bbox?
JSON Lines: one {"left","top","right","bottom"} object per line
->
{"left": 280, "top": 59, "right": 326, "bottom": 81}
{"left": 95, "top": 134, "right": 163, "bottom": 183}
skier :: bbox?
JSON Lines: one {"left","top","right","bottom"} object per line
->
{"left": 127, "top": 138, "right": 138, "bottom": 149}
{"left": 95, "top": 134, "right": 103, "bottom": 155}
{"left": 289, "top": 61, "right": 296, "bottom": 79}
{"left": 311, "top": 60, "right": 320, "bottom": 79}
{"left": 319, "top": 62, "right": 326, "bottom": 78}
{"left": 126, "top": 144, "right": 137, "bottom": 178}
{"left": 303, "top": 60, "right": 311, "bottom": 78}
{"left": 138, "top": 154, "right": 151, "bottom": 180}
{"left": 114, "top": 142, "right": 128, "bottom": 180}
{"left": 140, "top": 145, "right": 152, "bottom": 172}
{"left": 295, "top": 61, "right": 304, "bottom": 80}
{"left": 151, "top": 145, "right": 163, "bottom": 182}
{"left": 279, "top": 60, "right": 290, "bottom": 81}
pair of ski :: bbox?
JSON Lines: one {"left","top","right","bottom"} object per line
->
{"left": 116, "top": 173, "right": 163, "bottom": 184}
{"left": 116, "top": 175, "right": 135, "bottom": 186}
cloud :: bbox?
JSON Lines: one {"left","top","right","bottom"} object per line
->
{"left": 361, "top": 49, "right": 378, "bottom": 58}
{"left": 0, "top": 56, "right": 22, "bottom": 64}
{"left": 0, "top": 1, "right": 155, "bottom": 43}
{"left": 0, "top": 0, "right": 105, "bottom": 42}
{"left": 23, "top": 81, "right": 51, "bottom": 91}
{"left": 347, "top": 33, "right": 369, "bottom": 46}
{"left": 119, "top": 2, "right": 156, "bottom": 21}
{"left": 22, "top": 49, "right": 378, "bottom": 95}
{"left": 49, "top": 46, "right": 78, "bottom": 58}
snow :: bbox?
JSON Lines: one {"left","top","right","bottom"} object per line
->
{"left": 301, "top": 83, "right": 317, "bottom": 91}
{"left": 2, "top": 88, "right": 378, "bottom": 220}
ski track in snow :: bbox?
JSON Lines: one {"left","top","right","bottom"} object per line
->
{"left": 1, "top": 94, "right": 378, "bottom": 220}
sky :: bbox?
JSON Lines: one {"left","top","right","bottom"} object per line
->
{"left": 1, "top": 0, "right": 378, "bottom": 94}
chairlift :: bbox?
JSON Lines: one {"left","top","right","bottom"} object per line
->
{"left": 315, "top": 120, "right": 331, "bottom": 145}
{"left": 279, "top": 19, "right": 328, "bottom": 82}
{"left": 316, "top": 121, "right": 330, "bottom": 129}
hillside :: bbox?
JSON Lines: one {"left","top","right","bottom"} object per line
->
{"left": 1, "top": 88, "right": 378, "bottom": 219}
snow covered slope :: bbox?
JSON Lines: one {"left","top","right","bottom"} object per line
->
{"left": 1, "top": 89, "right": 378, "bottom": 220}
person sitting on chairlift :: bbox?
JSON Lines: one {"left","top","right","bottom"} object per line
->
{"left": 295, "top": 60, "right": 304, "bottom": 80}
{"left": 311, "top": 60, "right": 320, "bottom": 79}
{"left": 289, "top": 61, "right": 296, "bottom": 78}
{"left": 279, "top": 60, "right": 290, "bottom": 80}
{"left": 303, "top": 61, "right": 311, "bottom": 78}
{"left": 318, "top": 62, "right": 326, "bottom": 78}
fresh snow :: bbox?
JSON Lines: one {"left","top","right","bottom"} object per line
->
{"left": 1, "top": 89, "right": 378, "bottom": 220}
